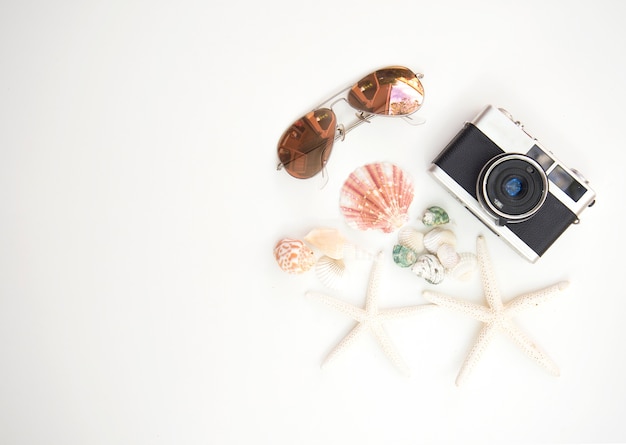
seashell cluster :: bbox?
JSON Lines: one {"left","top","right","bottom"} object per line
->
{"left": 392, "top": 206, "right": 477, "bottom": 284}
{"left": 273, "top": 227, "right": 373, "bottom": 289}
{"left": 340, "top": 163, "right": 414, "bottom": 233}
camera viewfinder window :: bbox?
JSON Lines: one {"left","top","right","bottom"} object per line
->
{"left": 548, "top": 165, "right": 587, "bottom": 202}
{"left": 527, "top": 145, "right": 554, "bottom": 170}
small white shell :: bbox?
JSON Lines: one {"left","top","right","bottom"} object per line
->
{"left": 315, "top": 255, "right": 346, "bottom": 289}
{"left": 447, "top": 252, "right": 478, "bottom": 281}
{"left": 423, "top": 228, "right": 457, "bottom": 254}
{"left": 411, "top": 254, "right": 445, "bottom": 284}
{"left": 397, "top": 226, "right": 425, "bottom": 253}
{"left": 437, "top": 243, "right": 460, "bottom": 269}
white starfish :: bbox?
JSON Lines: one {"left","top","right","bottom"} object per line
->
{"left": 423, "top": 236, "right": 569, "bottom": 386}
{"left": 306, "top": 251, "right": 433, "bottom": 376}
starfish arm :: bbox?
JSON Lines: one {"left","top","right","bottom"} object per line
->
{"left": 505, "top": 281, "right": 569, "bottom": 316}
{"left": 377, "top": 304, "right": 435, "bottom": 321}
{"left": 476, "top": 236, "right": 503, "bottom": 311}
{"left": 306, "top": 291, "right": 367, "bottom": 322}
{"left": 370, "top": 322, "right": 411, "bottom": 376}
{"left": 321, "top": 322, "right": 367, "bottom": 369}
{"left": 456, "top": 322, "right": 498, "bottom": 386}
{"left": 365, "top": 251, "right": 385, "bottom": 314}
{"left": 501, "top": 319, "right": 560, "bottom": 376}
{"left": 423, "top": 291, "right": 493, "bottom": 322}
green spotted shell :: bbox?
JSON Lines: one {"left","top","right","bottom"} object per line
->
{"left": 422, "top": 206, "right": 449, "bottom": 226}
{"left": 392, "top": 244, "right": 418, "bottom": 268}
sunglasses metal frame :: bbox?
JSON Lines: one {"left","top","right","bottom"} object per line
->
{"left": 276, "top": 67, "right": 424, "bottom": 179}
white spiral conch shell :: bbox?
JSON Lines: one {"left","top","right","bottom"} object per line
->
{"left": 411, "top": 254, "right": 445, "bottom": 284}
{"left": 315, "top": 255, "right": 346, "bottom": 289}
{"left": 342, "top": 244, "right": 375, "bottom": 261}
{"left": 437, "top": 243, "right": 460, "bottom": 269}
{"left": 424, "top": 228, "right": 457, "bottom": 254}
{"left": 304, "top": 227, "right": 374, "bottom": 261}
{"left": 304, "top": 227, "right": 347, "bottom": 260}
{"left": 446, "top": 252, "right": 478, "bottom": 281}
{"left": 397, "top": 226, "right": 425, "bottom": 254}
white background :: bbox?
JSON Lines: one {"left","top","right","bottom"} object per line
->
{"left": 1, "top": 1, "right": 625, "bottom": 443}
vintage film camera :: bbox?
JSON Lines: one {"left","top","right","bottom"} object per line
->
{"left": 429, "top": 105, "right": 596, "bottom": 262}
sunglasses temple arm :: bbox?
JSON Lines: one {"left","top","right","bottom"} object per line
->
{"left": 402, "top": 114, "right": 427, "bottom": 126}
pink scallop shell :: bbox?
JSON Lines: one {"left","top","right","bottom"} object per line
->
{"left": 339, "top": 163, "right": 414, "bottom": 233}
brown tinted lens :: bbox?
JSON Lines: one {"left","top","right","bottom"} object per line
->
{"left": 277, "top": 108, "right": 337, "bottom": 179}
{"left": 347, "top": 66, "right": 424, "bottom": 116}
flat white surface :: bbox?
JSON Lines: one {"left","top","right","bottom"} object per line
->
{"left": 1, "top": 1, "right": 624, "bottom": 443}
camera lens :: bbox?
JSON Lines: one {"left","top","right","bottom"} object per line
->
{"left": 477, "top": 154, "right": 548, "bottom": 224}
{"left": 503, "top": 177, "right": 523, "bottom": 197}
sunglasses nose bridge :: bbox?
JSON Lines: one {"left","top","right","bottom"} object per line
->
{"left": 336, "top": 113, "right": 375, "bottom": 142}
{"left": 313, "top": 83, "right": 355, "bottom": 110}
{"left": 325, "top": 96, "right": 375, "bottom": 139}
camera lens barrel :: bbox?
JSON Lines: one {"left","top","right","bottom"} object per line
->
{"left": 477, "top": 153, "right": 548, "bottom": 225}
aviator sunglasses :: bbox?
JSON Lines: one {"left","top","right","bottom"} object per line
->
{"left": 276, "top": 66, "right": 425, "bottom": 179}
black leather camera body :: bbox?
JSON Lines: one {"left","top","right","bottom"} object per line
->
{"left": 429, "top": 105, "right": 596, "bottom": 262}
